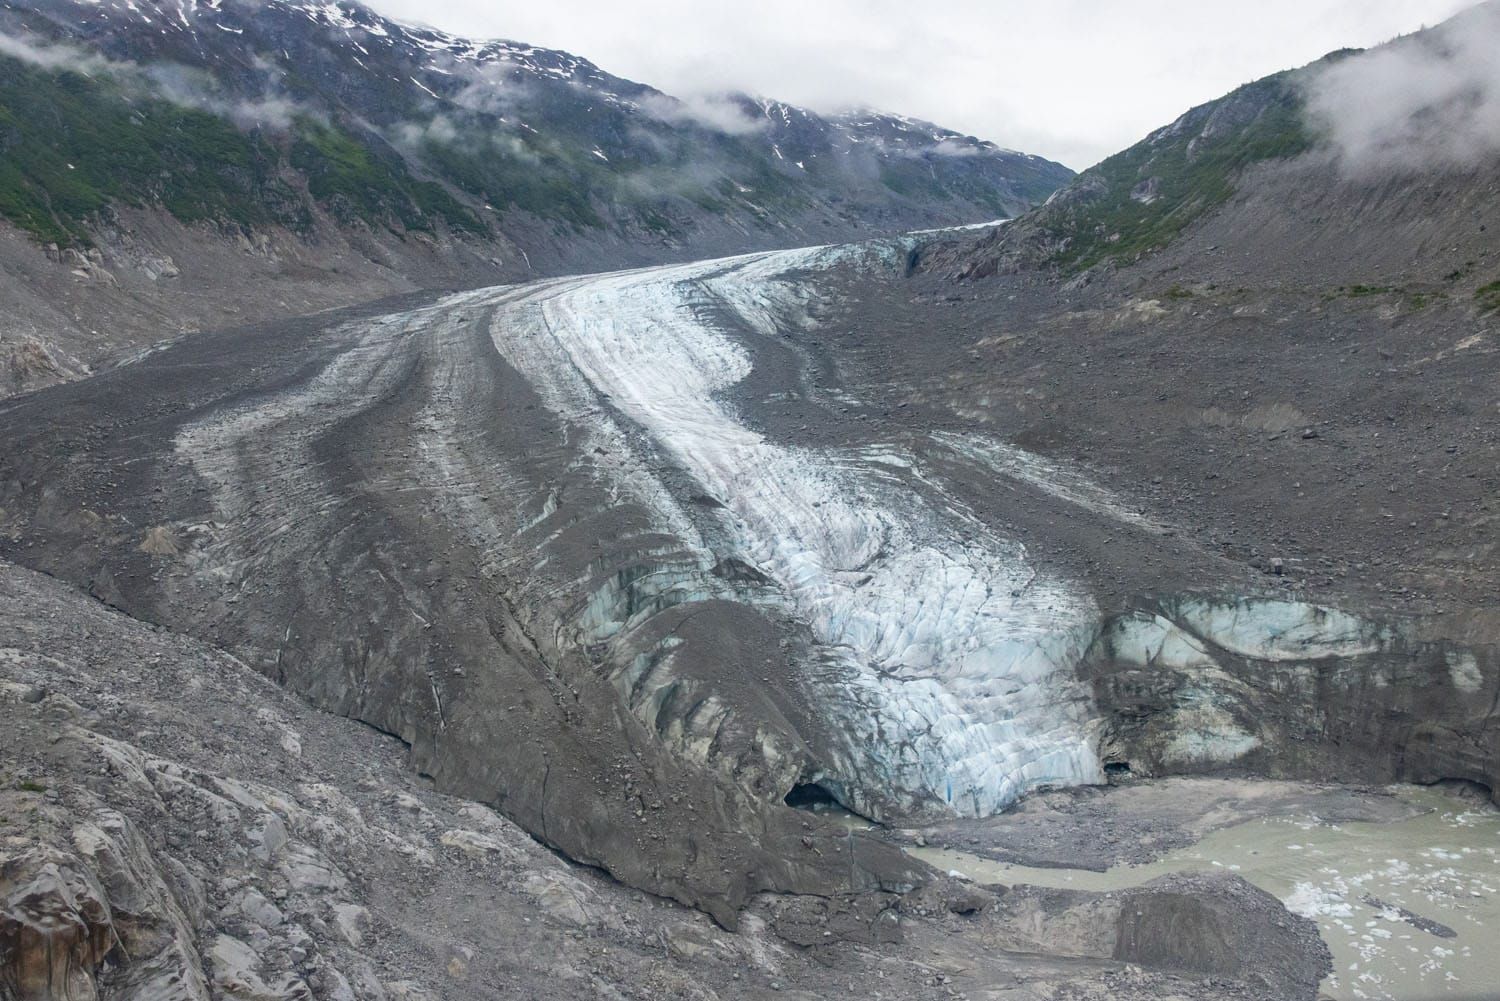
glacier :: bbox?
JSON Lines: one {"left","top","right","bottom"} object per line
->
{"left": 432, "top": 244, "right": 1404, "bottom": 821}
{"left": 444, "top": 248, "right": 1104, "bottom": 819}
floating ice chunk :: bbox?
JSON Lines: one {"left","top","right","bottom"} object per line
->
{"left": 1287, "top": 881, "right": 1355, "bottom": 919}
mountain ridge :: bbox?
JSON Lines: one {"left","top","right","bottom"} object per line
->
{"left": 0, "top": 0, "right": 1072, "bottom": 395}
{"left": 926, "top": 1, "right": 1500, "bottom": 288}
{"left": 0, "top": 0, "right": 1072, "bottom": 244}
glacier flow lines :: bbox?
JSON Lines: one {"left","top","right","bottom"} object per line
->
{"left": 450, "top": 248, "right": 1105, "bottom": 820}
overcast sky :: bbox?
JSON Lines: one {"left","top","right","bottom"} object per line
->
{"left": 366, "top": 0, "right": 1472, "bottom": 170}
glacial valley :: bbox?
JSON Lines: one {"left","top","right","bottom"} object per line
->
{"left": 4, "top": 230, "right": 1498, "bottom": 999}
{"left": 4, "top": 3, "right": 1500, "bottom": 999}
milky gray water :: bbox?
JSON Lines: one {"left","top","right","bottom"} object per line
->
{"left": 913, "top": 787, "right": 1500, "bottom": 1000}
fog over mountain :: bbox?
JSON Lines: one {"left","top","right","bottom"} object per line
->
{"left": 364, "top": 0, "right": 1472, "bottom": 168}
{"left": 1306, "top": 1, "right": 1500, "bottom": 175}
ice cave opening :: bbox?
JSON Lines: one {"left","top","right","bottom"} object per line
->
{"left": 783, "top": 783, "right": 842, "bottom": 811}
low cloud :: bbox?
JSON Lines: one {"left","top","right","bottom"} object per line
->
{"left": 223, "top": 55, "right": 303, "bottom": 130}
{"left": 143, "top": 61, "right": 303, "bottom": 131}
{"left": 391, "top": 112, "right": 541, "bottom": 166}
{"left": 1305, "top": 2, "right": 1500, "bottom": 176}
{"left": 445, "top": 60, "right": 524, "bottom": 116}
{"left": 221, "top": 95, "right": 302, "bottom": 130}
{"left": 925, "top": 138, "right": 984, "bottom": 157}
{"left": 368, "top": 0, "right": 1470, "bottom": 170}
{"left": 395, "top": 113, "right": 461, "bottom": 147}
{"left": 0, "top": 29, "right": 305, "bottom": 132}
{"left": 638, "top": 93, "right": 767, "bottom": 136}
{"left": 618, "top": 159, "right": 729, "bottom": 200}
{"left": 0, "top": 29, "right": 126, "bottom": 76}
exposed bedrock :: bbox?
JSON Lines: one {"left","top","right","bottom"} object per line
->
{"left": 0, "top": 782, "right": 209, "bottom": 1001}
{"left": 0, "top": 244, "right": 1494, "bottom": 927}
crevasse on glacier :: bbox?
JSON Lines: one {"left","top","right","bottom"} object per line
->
{"left": 454, "top": 247, "right": 1105, "bottom": 820}
{"left": 447, "top": 247, "right": 1395, "bottom": 821}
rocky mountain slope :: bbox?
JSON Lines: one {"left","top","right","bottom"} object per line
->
{"left": 897, "top": 4, "right": 1500, "bottom": 624}
{"left": 0, "top": 0, "right": 1071, "bottom": 397}
{"left": 934, "top": 1, "right": 1499, "bottom": 288}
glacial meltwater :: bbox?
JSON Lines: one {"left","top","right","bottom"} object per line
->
{"left": 912, "top": 786, "right": 1500, "bottom": 1000}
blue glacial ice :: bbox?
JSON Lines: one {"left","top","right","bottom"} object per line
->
{"left": 436, "top": 245, "right": 1399, "bottom": 820}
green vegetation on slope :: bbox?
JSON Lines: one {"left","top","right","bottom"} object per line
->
{"left": 1477, "top": 281, "right": 1500, "bottom": 314}
{"left": 1323, "top": 284, "right": 1449, "bottom": 310}
{"left": 0, "top": 48, "right": 807, "bottom": 247}
{"left": 289, "top": 119, "right": 482, "bottom": 235}
{"left": 0, "top": 7, "right": 1071, "bottom": 254}
{"left": 1046, "top": 73, "right": 1313, "bottom": 271}
{"left": 0, "top": 55, "right": 300, "bottom": 244}
{"left": 415, "top": 132, "right": 604, "bottom": 230}
{"left": 0, "top": 54, "right": 487, "bottom": 245}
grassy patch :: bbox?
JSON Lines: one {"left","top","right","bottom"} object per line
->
{"left": 1325, "top": 285, "right": 1445, "bottom": 309}
{"left": 1476, "top": 281, "right": 1500, "bottom": 314}
{"left": 416, "top": 133, "right": 603, "bottom": 230}
{"left": 17, "top": 780, "right": 46, "bottom": 793}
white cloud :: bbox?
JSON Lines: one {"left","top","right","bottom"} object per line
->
{"left": 364, "top": 0, "right": 1470, "bottom": 169}
{"left": 926, "top": 139, "right": 983, "bottom": 158}
{"left": 446, "top": 59, "right": 521, "bottom": 115}
{"left": 1305, "top": 1, "right": 1500, "bottom": 176}
{"left": 396, "top": 113, "right": 461, "bottom": 147}
{"left": 0, "top": 29, "right": 125, "bottom": 75}
{"left": 0, "top": 29, "right": 305, "bottom": 131}
{"left": 638, "top": 93, "right": 766, "bottom": 135}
